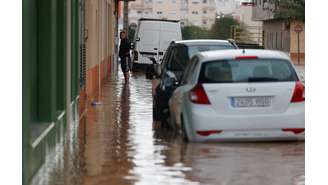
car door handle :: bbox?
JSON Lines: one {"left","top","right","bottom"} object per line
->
{"left": 154, "top": 48, "right": 158, "bottom": 51}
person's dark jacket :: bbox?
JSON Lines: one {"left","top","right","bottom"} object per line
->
{"left": 119, "top": 38, "right": 130, "bottom": 59}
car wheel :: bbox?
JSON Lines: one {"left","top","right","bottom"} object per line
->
{"left": 181, "top": 115, "right": 189, "bottom": 142}
{"left": 160, "top": 108, "right": 170, "bottom": 128}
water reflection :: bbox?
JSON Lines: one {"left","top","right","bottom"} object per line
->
{"left": 30, "top": 72, "right": 304, "bottom": 185}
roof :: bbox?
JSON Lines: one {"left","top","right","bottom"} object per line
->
{"left": 174, "top": 39, "right": 231, "bottom": 46}
{"left": 196, "top": 49, "right": 291, "bottom": 62}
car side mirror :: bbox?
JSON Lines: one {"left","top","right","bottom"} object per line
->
{"left": 136, "top": 37, "right": 140, "bottom": 42}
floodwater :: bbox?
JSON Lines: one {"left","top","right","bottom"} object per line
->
{"left": 31, "top": 72, "right": 304, "bottom": 185}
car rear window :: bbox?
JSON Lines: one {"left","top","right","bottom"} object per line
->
{"left": 167, "top": 44, "right": 234, "bottom": 71}
{"left": 198, "top": 59, "right": 299, "bottom": 83}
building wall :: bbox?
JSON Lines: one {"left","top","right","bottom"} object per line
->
{"left": 252, "top": 1, "right": 305, "bottom": 65}
{"left": 290, "top": 20, "right": 305, "bottom": 65}
{"left": 263, "top": 19, "right": 290, "bottom": 52}
{"left": 85, "top": 0, "right": 117, "bottom": 106}
{"left": 129, "top": 0, "right": 217, "bottom": 29}
{"left": 23, "top": 0, "right": 79, "bottom": 184}
{"left": 252, "top": 0, "right": 275, "bottom": 21}
{"left": 23, "top": 1, "right": 118, "bottom": 184}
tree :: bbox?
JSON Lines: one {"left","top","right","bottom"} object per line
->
{"left": 128, "top": 23, "right": 137, "bottom": 41}
{"left": 181, "top": 25, "right": 210, "bottom": 40}
{"left": 274, "top": 0, "right": 305, "bottom": 22}
{"left": 209, "top": 16, "right": 240, "bottom": 39}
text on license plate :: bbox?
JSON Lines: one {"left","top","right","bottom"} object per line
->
{"left": 231, "top": 96, "right": 272, "bottom": 108}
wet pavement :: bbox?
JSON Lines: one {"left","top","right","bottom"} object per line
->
{"left": 31, "top": 72, "right": 304, "bottom": 185}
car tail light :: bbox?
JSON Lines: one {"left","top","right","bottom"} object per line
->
{"left": 282, "top": 128, "right": 305, "bottom": 134}
{"left": 235, "top": 56, "right": 258, "bottom": 60}
{"left": 189, "top": 84, "right": 211, "bottom": 104}
{"left": 291, "top": 81, "right": 305, "bottom": 103}
{"left": 197, "top": 130, "right": 222, "bottom": 136}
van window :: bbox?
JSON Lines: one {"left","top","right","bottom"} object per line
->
{"left": 198, "top": 59, "right": 298, "bottom": 83}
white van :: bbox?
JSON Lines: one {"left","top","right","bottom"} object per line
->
{"left": 132, "top": 18, "right": 182, "bottom": 70}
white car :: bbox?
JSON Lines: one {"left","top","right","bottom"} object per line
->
{"left": 169, "top": 49, "right": 305, "bottom": 142}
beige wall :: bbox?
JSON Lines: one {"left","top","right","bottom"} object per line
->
{"left": 290, "top": 20, "right": 305, "bottom": 54}
{"left": 86, "top": 0, "right": 116, "bottom": 70}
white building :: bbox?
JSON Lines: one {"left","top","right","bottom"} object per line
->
{"left": 129, "top": 0, "right": 217, "bottom": 29}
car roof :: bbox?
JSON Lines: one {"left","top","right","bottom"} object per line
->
{"left": 195, "top": 49, "right": 290, "bottom": 62}
{"left": 174, "top": 39, "right": 231, "bottom": 46}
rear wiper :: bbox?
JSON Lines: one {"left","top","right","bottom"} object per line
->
{"left": 246, "top": 77, "right": 279, "bottom": 82}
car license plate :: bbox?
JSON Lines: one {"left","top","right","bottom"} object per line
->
{"left": 231, "top": 96, "right": 272, "bottom": 108}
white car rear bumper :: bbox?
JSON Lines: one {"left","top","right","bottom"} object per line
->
{"left": 183, "top": 102, "right": 305, "bottom": 142}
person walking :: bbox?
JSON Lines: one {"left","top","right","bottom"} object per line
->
{"left": 119, "top": 31, "right": 131, "bottom": 82}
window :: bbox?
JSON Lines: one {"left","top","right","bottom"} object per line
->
{"left": 172, "top": 0, "right": 176, "bottom": 3}
{"left": 168, "top": 46, "right": 190, "bottom": 71}
{"left": 192, "top": 0, "right": 199, "bottom": 4}
{"left": 203, "top": 0, "right": 207, "bottom": 3}
{"left": 157, "top": 11, "right": 163, "bottom": 14}
{"left": 167, "top": 44, "right": 235, "bottom": 71}
{"left": 203, "top": 10, "right": 207, "bottom": 14}
{"left": 203, "top": 20, "right": 207, "bottom": 25}
{"left": 198, "top": 59, "right": 298, "bottom": 83}
{"left": 137, "top": 11, "right": 142, "bottom": 14}
{"left": 161, "top": 46, "right": 173, "bottom": 71}
{"left": 192, "top": 11, "right": 199, "bottom": 14}
{"left": 169, "top": 11, "right": 176, "bottom": 15}
{"left": 181, "top": 56, "right": 199, "bottom": 84}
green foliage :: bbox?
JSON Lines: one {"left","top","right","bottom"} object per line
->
{"left": 209, "top": 16, "right": 240, "bottom": 39}
{"left": 181, "top": 17, "right": 240, "bottom": 40}
{"left": 181, "top": 25, "right": 210, "bottom": 40}
{"left": 128, "top": 23, "right": 137, "bottom": 41}
{"left": 274, "top": 0, "right": 305, "bottom": 22}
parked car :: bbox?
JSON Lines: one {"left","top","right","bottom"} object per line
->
{"left": 169, "top": 49, "right": 305, "bottom": 142}
{"left": 150, "top": 40, "right": 238, "bottom": 125}
{"left": 132, "top": 18, "right": 182, "bottom": 71}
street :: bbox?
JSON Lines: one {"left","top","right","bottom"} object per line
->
{"left": 30, "top": 72, "right": 304, "bottom": 185}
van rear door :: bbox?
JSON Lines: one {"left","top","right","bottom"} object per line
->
{"left": 137, "top": 21, "right": 160, "bottom": 63}
{"left": 159, "top": 22, "right": 181, "bottom": 60}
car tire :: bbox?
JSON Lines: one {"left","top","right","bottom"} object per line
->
{"left": 160, "top": 108, "right": 170, "bottom": 128}
{"left": 181, "top": 115, "right": 189, "bottom": 142}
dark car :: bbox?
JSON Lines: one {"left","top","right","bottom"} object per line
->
{"left": 150, "top": 39, "right": 238, "bottom": 126}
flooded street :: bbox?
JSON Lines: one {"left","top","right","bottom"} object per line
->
{"left": 31, "top": 72, "right": 304, "bottom": 185}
